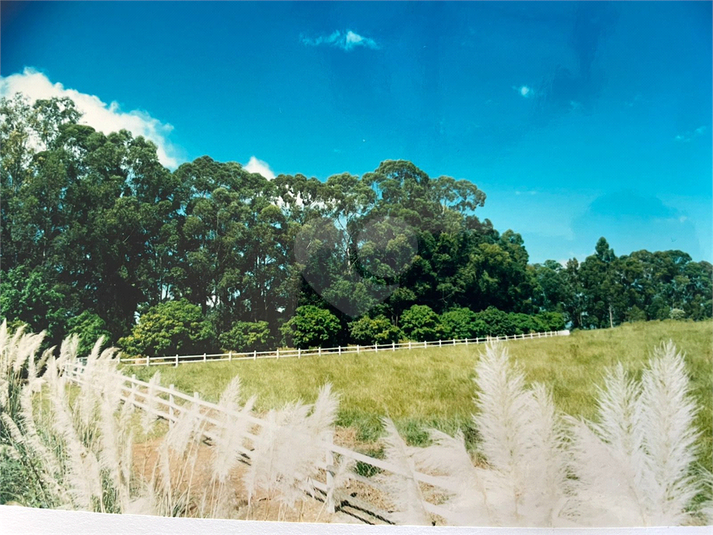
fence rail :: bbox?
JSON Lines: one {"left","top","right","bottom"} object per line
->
{"left": 119, "top": 329, "right": 571, "bottom": 367}
{"left": 63, "top": 360, "right": 475, "bottom": 524}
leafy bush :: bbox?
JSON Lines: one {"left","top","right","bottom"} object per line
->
{"left": 670, "top": 308, "right": 687, "bottom": 321}
{"left": 280, "top": 305, "right": 341, "bottom": 349}
{"left": 401, "top": 304, "right": 443, "bottom": 341}
{"left": 474, "top": 306, "right": 517, "bottom": 337}
{"left": 67, "top": 311, "right": 112, "bottom": 356}
{"left": 534, "top": 311, "right": 566, "bottom": 331}
{"left": 349, "top": 315, "right": 403, "bottom": 345}
{"left": 440, "top": 308, "right": 487, "bottom": 339}
{"left": 626, "top": 305, "right": 648, "bottom": 323}
{"left": 0, "top": 266, "right": 70, "bottom": 345}
{"left": 118, "top": 299, "right": 215, "bottom": 356}
{"left": 219, "top": 321, "right": 272, "bottom": 352}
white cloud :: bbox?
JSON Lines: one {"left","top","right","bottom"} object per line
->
{"left": 0, "top": 68, "right": 182, "bottom": 168}
{"left": 514, "top": 85, "right": 532, "bottom": 98}
{"left": 301, "top": 29, "right": 379, "bottom": 51}
{"left": 674, "top": 125, "right": 707, "bottom": 143}
{"left": 244, "top": 156, "right": 275, "bottom": 180}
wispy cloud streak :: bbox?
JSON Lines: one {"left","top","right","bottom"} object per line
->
{"left": 301, "top": 30, "right": 379, "bottom": 51}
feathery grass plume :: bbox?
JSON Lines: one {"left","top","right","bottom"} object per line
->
{"left": 523, "top": 382, "right": 572, "bottom": 526}
{"left": 472, "top": 343, "right": 548, "bottom": 525}
{"left": 208, "top": 376, "right": 256, "bottom": 518}
{"left": 317, "top": 453, "right": 355, "bottom": 522}
{"left": 568, "top": 341, "right": 704, "bottom": 526}
{"left": 244, "top": 384, "right": 339, "bottom": 513}
{"left": 568, "top": 362, "right": 653, "bottom": 525}
{"left": 378, "top": 417, "right": 431, "bottom": 526}
{"left": 95, "top": 349, "right": 132, "bottom": 511}
{"left": 141, "top": 371, "right": 162, "bottom": 436}
{"left": 638, "top": 341, "right": 701, "bottom": 524}
{"left": 57, "top": 333, "right": 80, "bottom": 370}
{"left": 210, "top": 376, "right": 256, "bottom": 483}
{"left": 150, "top": 399, "right": 205, "bottom": 515}
{"left": 244, "top": 401, "right": 310, "bottom": 509}
{"left": 410, "top": 428, "right": 494, "bottom": 525}
{"left": 45, "top": 354, "right": 101, "bottom": 510}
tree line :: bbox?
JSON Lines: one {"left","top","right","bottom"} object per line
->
{"left": 1, "top": 95, "right": 710, "bottom": 354}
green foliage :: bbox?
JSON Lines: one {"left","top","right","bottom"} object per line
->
{"left": 349, "top": 315, "right": 403, "bottom": 345}
{"left": 440, "top": 307, "right": 487, "bottom": 339}
{"left": 474, "top": 307, "right": 517, "bottom": 337}
{"left": 670, "top": 308, "right": 687, "bottom": 321}
{"left": 280, "top": 306, "right": 341, "bottom": 349}
{"left": 534, "top": 311, "right": 566, "bottom": 332}
{"left": 118, "top": 299, "right": 215, "bottom": 356}
{"left": 67, "top": 311, "right": 112, "bottom": 356}
{"left": 626, "top": 305, "right": 648, "bottom": 323}
{"left": 219, "top": 321, "right": 272, "bottom": 352}
{"left": 401, "top": 304, "right": 443, "bottom": 341}
{"left": 0, "top": 266, "right": 70, "bottom": 345}
{"left": 2, "top": 92, "right": 711, "bottom": 350}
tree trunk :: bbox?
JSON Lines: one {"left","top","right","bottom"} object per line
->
{"left": 609, "top": 303, "right": 614, "bottom": 329}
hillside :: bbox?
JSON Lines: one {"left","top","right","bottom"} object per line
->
{"left": 131, "top": 319, "right": 712, "bottom": 469}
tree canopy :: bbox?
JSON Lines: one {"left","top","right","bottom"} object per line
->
{"left": 1, "top": 94, "right": 710, "bottom": 354}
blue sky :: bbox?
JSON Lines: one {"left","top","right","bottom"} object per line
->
{"left": 1, "top": 1, "right": 711, "bottom": 264}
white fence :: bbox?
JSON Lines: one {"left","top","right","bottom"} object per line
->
{"left": 119, "top": 330, "right": 571, "bottom": 367}
{"left": 63, "top": 360, "right": 474, "bottom": 524}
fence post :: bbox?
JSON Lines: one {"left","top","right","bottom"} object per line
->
{"left": 276, "top": 348, "right": 280, "bottom": 359}
{"left": 453, "top": 339, "right": 456, "bottom": 346}
{"left": 298, "top": 347, "right": 301, "bottom": 359}
{"left": 253, "top": 350, "right": 257, "bottom": 360}
{"left": 338, "top": 346, "right": 342, "bottom": 356}
{"left": 374, "top": 343, "right": 377, "bottom": 353}
{"left": 325, "top": 432, "right": 335, "bottom": 514}
{"left": 175, "top": 354, "right": 179, "bottom": 367}
{"left": 229, "top": 351, "right": 232, "bottom": 362}
{"left": 168, "top": 384, "right": 175, "bottom": 427}
{"left": 357, "top": 345, "right": 360, "bottom": 354}
{"left": 409, "top": 340, "right": 412, "bottom": 350}
{"left": 439, "top": 339, "right": 442, "bottom": 347}
{"left": 318, "top": 347, "right": 321, "bottom": 356}
{"left": 424, "top": 341, "right": 427, "bottom": 349}
{"left": 146, "top": 355, "right": 150, "bottom": 367}
{"left": 203, "top": 352, "right": 207, "bottom": 362}
{"left": 465, "top": 338, "right": 469, "bottom": 347}
{"left": 392, "top": 341, "right": 395, "bottom": 351}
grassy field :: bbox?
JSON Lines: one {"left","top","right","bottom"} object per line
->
{"left": 130, "top": 320, "right": 712, "bottom": 469}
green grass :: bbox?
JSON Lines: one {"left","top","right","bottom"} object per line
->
{"left": 129, "top": 320, "right": 712, "bottom": 470}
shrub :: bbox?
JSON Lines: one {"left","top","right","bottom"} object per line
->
{"left": 67, "top": 311, "right": 112, "bottom": 356}
{"left": 670, "top": 308, "right": 686, "bottom": 321}
{"left": 474, "top": 306, "right": 517, "bottom": 337}
{"left": 534, "top": 311, "right": 566, "bottom": 332}
{"left": 280, "top": 306, "right": 341, "bottom": 349}
{"left": 118, "top": 299, "right": 215, "bottom": 356}
{"left": 440, "top": 307, "right": 487, "bottom": 339}
{"left": 349, "top": 315, "right": 403, "bottom": 345}
{"left": 401, "top": 304, "right": 443, "bottom": 341}
{"left": 219, "top": 321, "right": 272, "bottom": 352}
{"left": 626, "top": 305, "right": 648, "bottom": 323}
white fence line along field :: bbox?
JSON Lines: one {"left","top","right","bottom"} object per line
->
{"left": 63, "top": 360, "right": 459, "bottom": 524}
{"left": 119, "top": 329, "right": 571, "bottom": 367}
